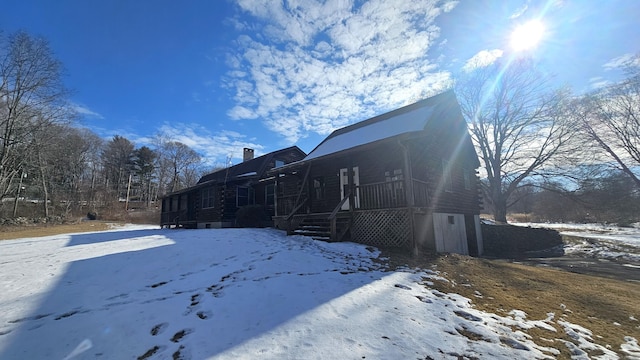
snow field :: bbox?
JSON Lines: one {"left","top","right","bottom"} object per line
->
{"left": 0, "top": 225, "right": 638, "bottom": 359}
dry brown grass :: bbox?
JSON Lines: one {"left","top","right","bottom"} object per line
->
{"left": 385, "top": 251, "right": 640, "bottom": 359}
{"left": 0, "top": 221, "right": 113, "bottom": 240}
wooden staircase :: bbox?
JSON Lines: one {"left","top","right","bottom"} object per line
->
{"left": 289, "top": 213, "right": 351, "bottom": 242}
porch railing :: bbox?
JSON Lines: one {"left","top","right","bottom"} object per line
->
{"left": 276, "top": 178, "right": 431, "bottom": 215}
{"left": 355, "top": 179, "right": 431, "bottom": 210}
{"left": 357, "top": 180, "right": 406, "bottom": 209}
{"left": 328, "top": 191, "right": 351, "bottom": 242}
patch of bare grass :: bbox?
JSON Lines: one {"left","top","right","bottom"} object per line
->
{"left": 0, "top": 221, "right": 114, "bottom": 240}
{"left": 382, "top": 250, "right": 640, "bottom": 359}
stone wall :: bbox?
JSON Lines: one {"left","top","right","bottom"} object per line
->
{"left": 482, "top": 223, "right": 563, "bottom": 258}
{"left": 0, "top": 216, "right": 66, "bottom": 227}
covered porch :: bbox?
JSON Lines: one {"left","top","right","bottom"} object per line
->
{"left": 272, "top": 158, "right": 434, "bottom": 250}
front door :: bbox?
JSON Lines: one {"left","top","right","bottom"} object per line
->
{"left": 339, "top": 167, "right": 360, "bottom": 210}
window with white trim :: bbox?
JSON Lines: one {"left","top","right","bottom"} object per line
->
{"left": 265, "top": 184, "right": 275, "bottom": 207}
{"left": 202, "top": 187, "right": 215, "bottom": 208}
{"left": 236, "top": 186, "right": 255, "bottom": 207}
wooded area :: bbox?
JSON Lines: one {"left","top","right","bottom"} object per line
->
{"left": 1, "top": 29, "right": 638, "bottom": 224}
{"left": 0, "top": 31, "right": 208, "bottom": 220}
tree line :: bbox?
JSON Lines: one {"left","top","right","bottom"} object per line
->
{"left": 0, "top": 30, "right": 207, "bottom": 219}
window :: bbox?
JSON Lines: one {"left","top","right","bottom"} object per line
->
{"left": 313, "top": 177, "right": 325, "bottom": 200}
{"left": 442, "top": 160, "right": 453, "bottom": 192}
{"left": 448, "top": 215, "right": 455, "bottom": 224}
{"left": 463, "top": 170, "right": 472, "bottom": 190}
{"left": 385, "top": 169, "right": 404, "bottom": 182}
{"left": 236, "top": 186, "right": 255, "bottom": 207}
{"left": 274, "top": 159, "right": 285, "bottom": 168}
{"left": 170, "top": 196, "right": 178, "bottom": 211}
{"left": 202, "top": 187, "right": 215, "bottom": 208}
{"left": 180, "top": 194, "right": 187, "bottom": 210}
{"left": 265, "top": 184, "right": 275, "bottom": 207}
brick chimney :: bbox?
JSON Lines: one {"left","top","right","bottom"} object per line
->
{"left": 243, "top": 148, "right": 254, "bottom": 162}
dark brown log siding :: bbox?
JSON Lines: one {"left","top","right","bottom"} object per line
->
{"left": 408, "top": 132, "right": 480, "bottom": 214}
{"left": 278, "top": 132, "right": 480, "bottom": 216}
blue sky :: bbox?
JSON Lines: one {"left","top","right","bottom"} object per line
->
{"left": 2, "top": 0, "right": 639, "bottom": 166}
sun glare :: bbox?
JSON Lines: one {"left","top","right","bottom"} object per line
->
{"left": 510, "top": 19, "right": 544, "bottom": 52}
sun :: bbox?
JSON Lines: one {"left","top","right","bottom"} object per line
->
{"left": 510, "top": 19, "right": 545, "bottom": 51}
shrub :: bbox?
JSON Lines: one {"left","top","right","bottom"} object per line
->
{"left": 235, "top": 205, "right": 270, "bottom": 228}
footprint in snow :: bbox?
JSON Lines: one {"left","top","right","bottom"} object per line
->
{"left": 196, "top": 311, "right": 212, "bottom": 320}
{"left": 454, "top": 310, "right": 482, "bottom": 322}
{"left": 137, "top": 345, "right": 166, "bottom": 360}
{"left": 171, "top": 329, "right": 193, "bottom": 343}
{"left": 150, "top": 322, "right": 168, "bottom": 336}
{"left": 190, "top": 293, "right": 202, "bottom": 306}
{"left": 206, "top": 284, "right": 225, "bottom": 297}
{"left": 106, "top": 293, "right": 129, "bottom": 300}
{"left": 172, "top": 345, "right": 191, "bottom": 360}
{"left": 148, "top": 281, "right": 169, "bottom": 288}
{"left": 394, "top": 284, "right": 412, "bottom": 290}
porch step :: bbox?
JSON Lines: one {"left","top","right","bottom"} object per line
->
{"left": 293, "top": 225, "right": 330, "bottom": 241}
{"left": 291, "top": 215, "right": 350, "bottom": 242}
{"left": 292, "top": 217, "right": 330, "bottom": 241}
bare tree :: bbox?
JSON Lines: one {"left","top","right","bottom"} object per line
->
{"left": 159, "top": 141, "right": 201, "bottom": 193}
{"left": 77, "top": 129, "right": 104, "bottom": 209}
{"left": 575, "top": 58, "right": 640, "bottom": 189}
{"left": 456, "top": 58, "right": 574, "bottom": 222}
{"left": 0, "top": 31, "right": 73, "bottom": 206}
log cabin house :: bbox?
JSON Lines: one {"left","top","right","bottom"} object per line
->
{"left": 161, "top": 146, "right": 306, "bottom": 229}
{"left": 269, "top": 90, "right": 484, "bottom": 255}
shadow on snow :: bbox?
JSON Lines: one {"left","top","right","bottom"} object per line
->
{"left": 0, "top": 227, "right": 382, "bottom": 359}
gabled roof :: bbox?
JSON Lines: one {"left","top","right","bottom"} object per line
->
{"left": 286, "top": 90, "right": 467, "bottom": 168}
{"left": 198, "top": 146, "right": 305, "bottom": 184}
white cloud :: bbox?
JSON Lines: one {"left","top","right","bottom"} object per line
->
{"left": 228, "top": 105, "right": 258, "bottom": 120}
{"left": 462, "top": 49, "right": 504, "bottom": 73}
{"left": 603, "top": 53, "right": 640, "bottom": 70}
{"left": 71, "top": 102, "right": 103, "bottom": 119}
{"left": 226, "top": 0, "right": 456, "bottom": 143}
{"left": 588, "top": 76, "right": 609, "bottom": 89}
{"left": 152, "top": 123, "right": 265, "bottom": 166}
{"left": 509, "top": 4, "right": 528, "bottom": 19}
{"left": 87, "top": 123, "right": 263, "bottom": 167}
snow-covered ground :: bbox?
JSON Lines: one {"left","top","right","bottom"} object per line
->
{"left": 1, "top": 225, "right": 638, "bottom": 359}
{"left": 512, "top": 222, "right": 640, "bottom": 264}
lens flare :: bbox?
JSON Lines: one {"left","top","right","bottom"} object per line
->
{"left": 510, "top": 19, "right": 544, "bottom": 51}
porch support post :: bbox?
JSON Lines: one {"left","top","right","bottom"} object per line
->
{"left": 274, "top": 177, "right": 279, "bottom": 217}
{"left": 400, "top": 141, "right": 417, "bottom": 256}
{"left": 293, "top": 164, "right": 312, "bottom": 210}
{"left": 347, "top": 157, "right": 355, "bottom": 212}
{"left": 330, "top": 216, "right": 337, "bottom": 241}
